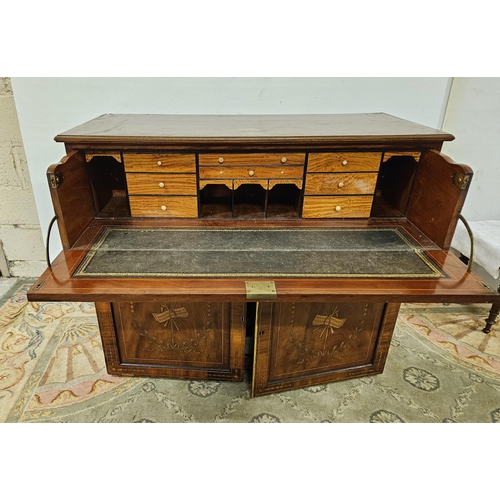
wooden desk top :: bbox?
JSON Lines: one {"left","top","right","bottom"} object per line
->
{"left": 55, "top": 113, "right": 454, "bottom": 149}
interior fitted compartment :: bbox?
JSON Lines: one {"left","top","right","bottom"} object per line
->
{"left": 199, "top": 183, "right": 302, "bottom": 218}
{"left": 85, "top": 155, "right": 131, "bottom": 217}
{"left": 371, "top": 153, "right": 420, "bottom": 217}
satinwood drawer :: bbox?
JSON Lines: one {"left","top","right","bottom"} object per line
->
{"left": 199, "top": 166, "right": 304, "bottom": 180}
{"left": 304, "top": 173, "right": 378, "bottom": 195}
{"left": 127, "top": 173, "right": 197, "bottom": 195}
{"left": 123, "top": 153, "right": 196, "bottom": 172}
{"left": 302, "top": 196, "right": 374, "bottom": 218}
{"left": 199, "top": 153, "right": 305, "bottom": 166}
{"left": 307, "top": 152, "right": 382, "bottom": 172}
{"left": 129, "top": 196, "right": 198, "bottom": 217}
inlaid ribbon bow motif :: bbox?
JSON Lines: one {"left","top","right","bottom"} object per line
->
{"left": 312, "top": 307, "right": 347, "bottom": 348}
{"left": 153, "top": 305, "right": 189, "bottom": 330}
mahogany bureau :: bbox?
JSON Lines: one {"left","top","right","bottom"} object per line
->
{"left": 28, "top": 113, "right": 500, "bottom": 397}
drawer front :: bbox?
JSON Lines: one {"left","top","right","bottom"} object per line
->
{"left": 307, "top": 152, "right": 382, "bottom": 172}
{"left": 302, "top": 196, "right": 374, "bottom": 218}
{"left": 305, "top": 173, "right": 378, "bottom": 195}
{"left": 123, "top": 153, "right": 196, "bottom": 172}
{"left": 199, "top": 166, "right": 304, "bottom": 180}
{"left": 127, "top": 173, "right": 197, "bottom": 195}
{"left": 199, "top": 153, "right": 305, "bottom": 166}
{"left": 129, "top": 196, "right": 198, "bottom": 217}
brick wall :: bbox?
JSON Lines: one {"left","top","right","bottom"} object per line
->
{"left": 0, "top": 77, "right": 46, "bottom": 277}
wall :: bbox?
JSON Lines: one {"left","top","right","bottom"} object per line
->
{"left": 11, "top": 77, "right": 452, "bottom": 258}
{"left": 442, "top": 77, "right": 500, "bottom": 221}
{"left": 0, "top": 78, "right": 45, "bottom": 277}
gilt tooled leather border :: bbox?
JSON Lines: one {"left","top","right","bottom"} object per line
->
{"left": 73, "top": 227, "right": 446, "bottom": 279}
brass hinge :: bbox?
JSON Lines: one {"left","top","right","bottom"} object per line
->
{"left": 245, "top": 281, "right": 277, "bottom": 299}
{"left": 452, "top": 172, "right": 471, "bottom": 190}
{"left": 49, "top": 172, "right": 64, "bottom": 189}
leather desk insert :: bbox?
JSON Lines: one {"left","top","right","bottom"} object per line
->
{"left": 27, "top": 113, "right": 500, "bottom": 396}
{"left": 74, "top": 227, "right": 444, "bottom": 278}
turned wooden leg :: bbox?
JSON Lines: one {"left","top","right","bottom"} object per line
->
{"left": 484, "top": 286, "right": 500, "bottom": 334}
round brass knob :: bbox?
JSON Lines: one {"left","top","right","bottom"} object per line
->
{"left": 338, "top": 182, "right": 344, "bottom": 188}
{"left": 248, "top": 170, "right": 255, "bottom": 177}
{"left": 157, "top": 161, "right": 162, "bottom": 166}
{"left": 281, "top": 157, "right": 287, "bottom": 163}
{"left": 161, "top": 205, "right": 167, "bottom": 211}
{"left": 218, "top": 157, "right": 224, "bottom": 164}
{"left": 335, "top": 205, "right": 342, "bottom": 212}
{"left": 342, "top": 160, "right": 348, "bottom": 166}
{"left": 159, "top": 182, "right": 165, "bottom": 188}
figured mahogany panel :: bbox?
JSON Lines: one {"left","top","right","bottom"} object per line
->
{"left": 302, "top": 196, "right": 374, "bottom": 218}
{"left": 123, "top": 153, "right": 196, "bottom": 172}
{"left": 47, "top": 151, "right": 95, "bottom": 249}
{"left": 126, "top": 173, "right": 197, "bottom": 195}
{"left": 198, "top": 153, "right": 305, "bottom": 166}
{"left": 407, "top": 150, "right": 472, "bottom": 249}
{"left": 199, "top": 166, "right": 304, "bottom": 180}
{"left": 304, "top": 173, "right": 378, "bottom": 195}
{"left": 129, "top": 196, "right": 198, "bottom": 217}
{"left": 252, "top": 302, "right": 400, "bottom": 396}
{"left": 307, "top": 152, "right": 382, "bottom": 172}
{"left": 97, "top": 301, "right": 245, "bottom": 380}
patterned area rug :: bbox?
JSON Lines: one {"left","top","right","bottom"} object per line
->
{"left": 1, "top": 284, "right": 499, "bottom": 423}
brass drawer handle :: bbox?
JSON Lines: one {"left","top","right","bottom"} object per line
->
{"left": 218, "top": 157, "right": 224, "bottom": 164}
{"left": 161, "top": 205, "right": 167, "bottom": 211}
{"left": 248, "top": 170, "right": 255, "bottom": 177}
{"left": 159, "top": 182, "right": 165, "bottom": 188}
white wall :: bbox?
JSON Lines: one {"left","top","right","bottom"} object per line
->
{"left": 0, "top": 78, "right": 46, "bottom": 277}
{"left": 442, "top": 77, "right": 500, "bottom": 221}
{"left": 11, "top": 77, "right": 452, "bottom": 256}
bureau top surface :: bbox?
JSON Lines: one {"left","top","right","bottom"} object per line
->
{"left": 55, "top": 113, "right": 454, "bottom": 147}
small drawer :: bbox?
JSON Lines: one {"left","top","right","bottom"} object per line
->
{"left": 305, "top": 173, "right": 378, "bottom": 195}
{"left": 302, "top": 196, "right": 374, "bottom": 218}
{"left": 123, "top": 153, "right": 196, "bottom": 173}
{"left": 198, "top": 153, "right": 305, "bottom": 166}
{"left": 307, "top": 152, "right": 382, "bottom": 173}
{"left": 199, "top": 166, "right": 304, "bottom": 179}
{"left": 127, "top": 173, "right": 197, "bottom": 195}
{"left": 129, "top": 196, "right": 198, "bottom": 218}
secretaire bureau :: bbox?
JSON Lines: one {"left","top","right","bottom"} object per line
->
{"left": 27, "top": 113, "right": 500, "bottom": 397}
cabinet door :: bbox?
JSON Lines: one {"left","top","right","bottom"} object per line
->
{"left": 96, "top": 302, "right": 245, "bottom": 381}
{"left": 47, "top": 151, "right": 95, "bottom": 249}
{"left": 252, "top": 302, "right": 400, "bottom": 396}
{"left": 407, "top": 149, "right": 472, "bottom": 249}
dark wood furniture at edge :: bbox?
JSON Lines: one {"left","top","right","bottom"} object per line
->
{"left": 28, "top": 113, "right": 500, "bottom": 397}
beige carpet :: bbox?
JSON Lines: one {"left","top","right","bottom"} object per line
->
{"left": 1, "top": 283, "right": 499, "bottom": 423}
